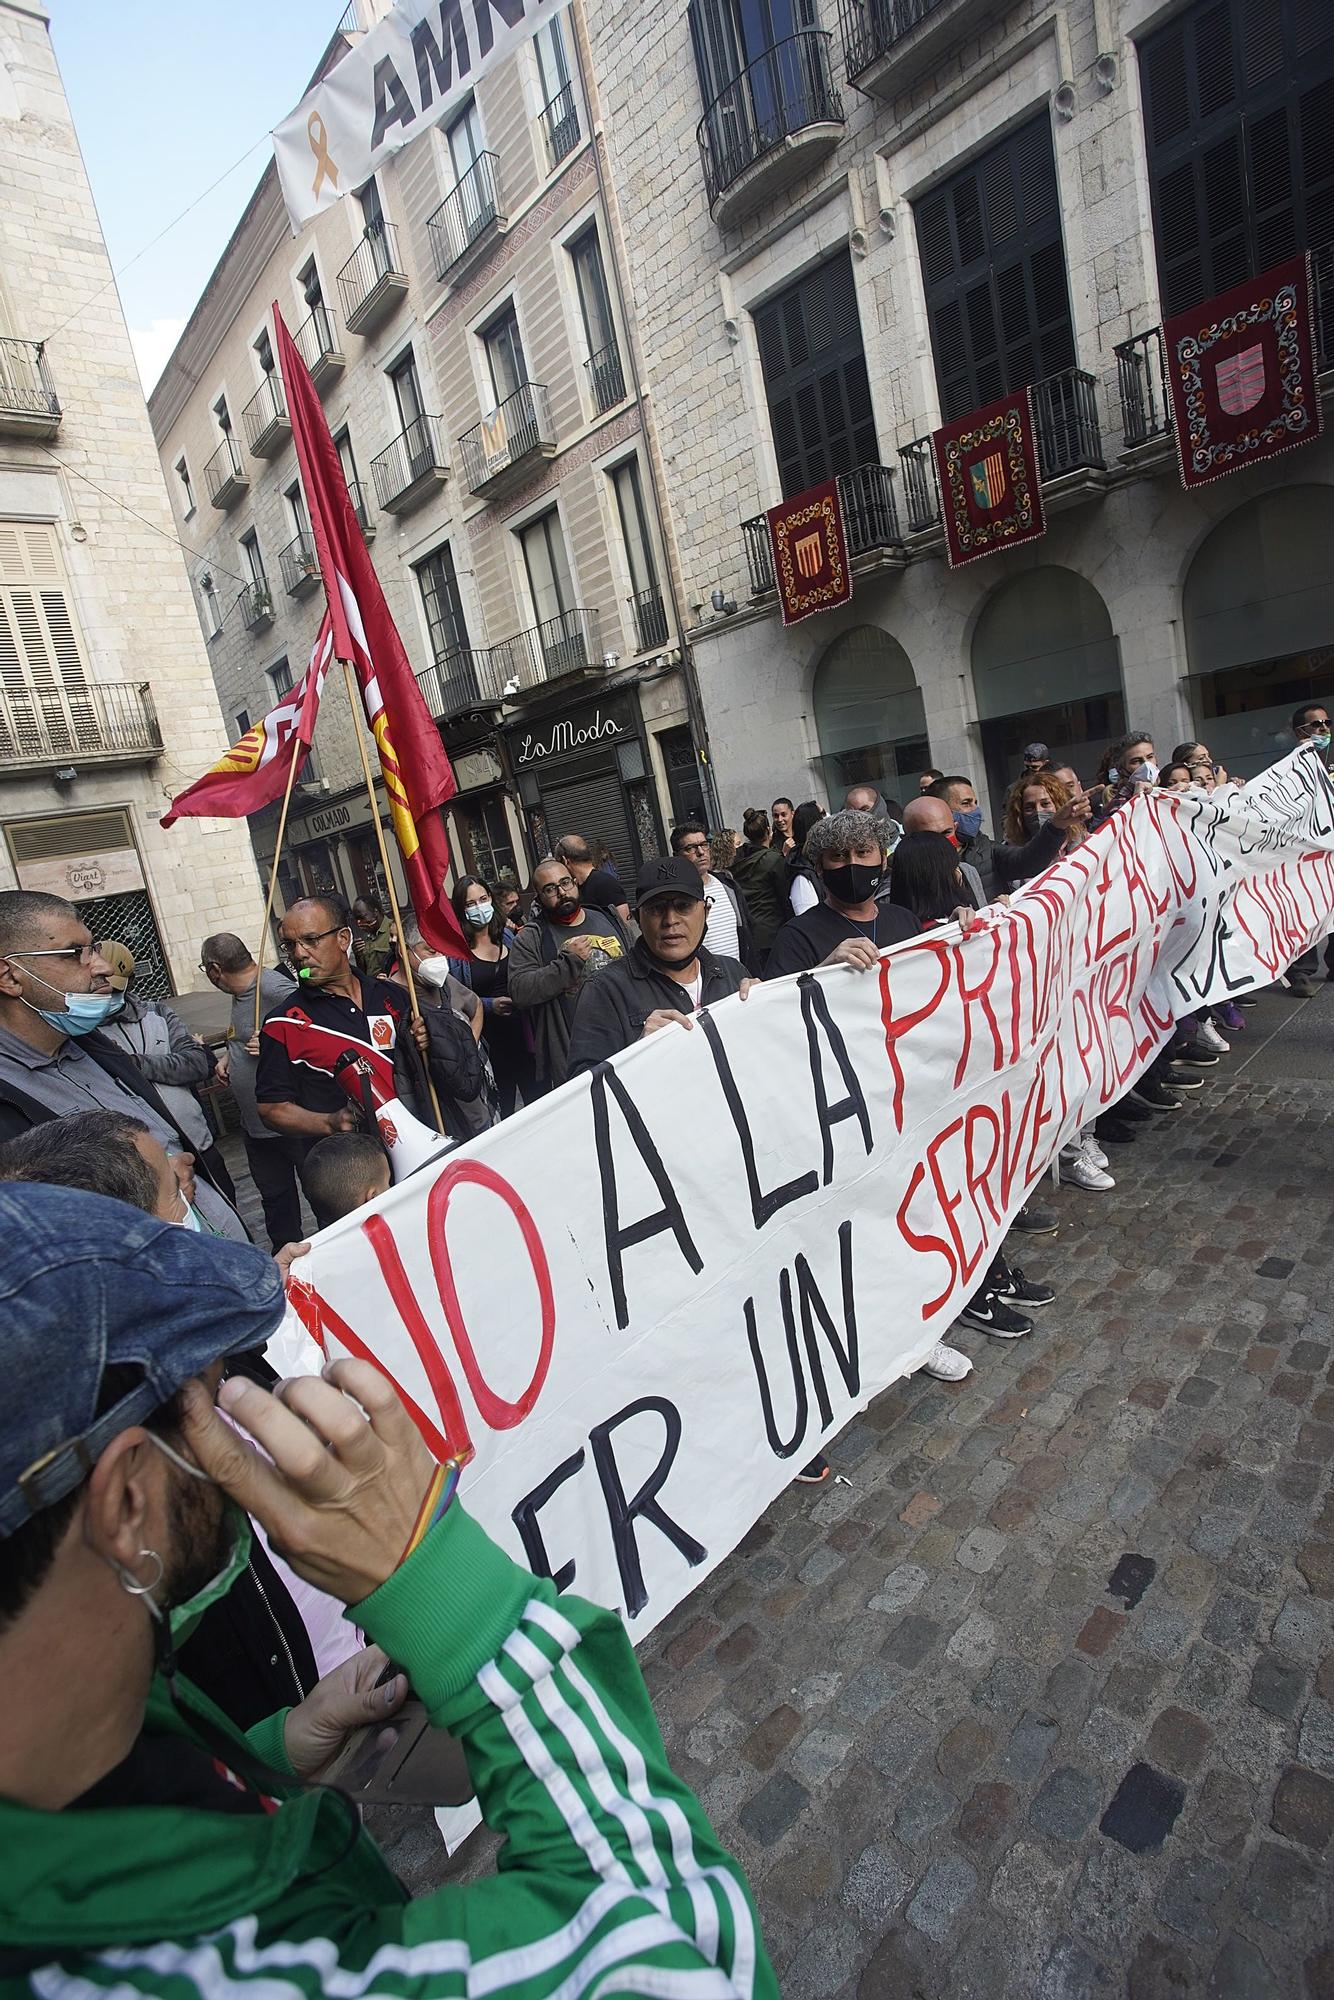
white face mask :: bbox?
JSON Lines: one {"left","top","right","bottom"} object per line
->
{"left": 416, "top": 954, "right": 452, "bottom": 990}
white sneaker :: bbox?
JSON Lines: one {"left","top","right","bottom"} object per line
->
{"left": 1060, "top": 1154, "right": 1116, "bottom": 1192}
{"left": 1196, "top": 1019, "right": 1230, "bottom": 1054}
{"left": 921, "top": 1340, "right": 973, "bottom": 1381}
{"left": 1081, "top": 1134, "right": 1110, "bottom": 1171}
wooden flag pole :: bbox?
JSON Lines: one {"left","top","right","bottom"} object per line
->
{"left": 340, "top": 658, "right": 446, "bottom": 1136}
{"left": 253, "top": 733, "right": 303, "bottom": 1042}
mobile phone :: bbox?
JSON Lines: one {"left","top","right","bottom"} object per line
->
{"left": 324, "top": 1696, "right": 473, "bottom": 1806}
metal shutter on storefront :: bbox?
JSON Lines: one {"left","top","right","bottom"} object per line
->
{"left": 539, "top": 767, "right": 636, "bottom": 886}
{"left": 754, "top": 250, "right": 879, "bottom": 499}
{"left": 914, "top": 115, "right": 1075, "bottom": 422}
{"left": 1138, "top": 0, "right": 1334, "bottom": 316}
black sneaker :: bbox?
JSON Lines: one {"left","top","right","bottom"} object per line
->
{"left": 1131, "top": 1075, "right": 1184, "bottom": 1111}
{"left": 959, "top": 1292, "right": 1032, "bottom": 1338}
{"left": 1286, "top": 976, "right": 1318, "bottom": 998}
{"left": 1171, "top": 1047, "right": 1219, "bottom": 1068}
{"left": 1111, "top": 1096, "right": 1154, "bottom": 1123}
{"left": 796, "top": 1454, "right": 830, "bottom": 1484}
{"left": 1161, "top": 1064, "right": 1204, "bottom": 1090}
{"left": 1013, "top": 1204, "right": 1059, "bottom": 1235}
{"left": 999, "top": 1264, "right": 1055, "bottom": 1308}
{"left": 1237, "top": 994, "right": 1260, "bottom": 1004}
{"left": 1096, "top": 1118, "right": 1139, "bottom": 1144}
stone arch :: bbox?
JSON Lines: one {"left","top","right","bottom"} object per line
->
{"left": 811, "top": 625, "right": 929, "bottom": 806}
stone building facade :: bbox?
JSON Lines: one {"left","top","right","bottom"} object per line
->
{"left": 0, "top": 0, "right": 264, "bottom": 993}
{"left": 585, "top": 0, "right": 1334, "bottom": 823}
{"left": 150, "top": 0, "right": 707, "bottom": 921}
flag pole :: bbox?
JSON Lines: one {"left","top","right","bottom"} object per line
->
{"left": 253, "top": 735, "right": 303, "bottom": 1042}
{"left": 340, "top": 658, "right": 446, "bottom": 1136}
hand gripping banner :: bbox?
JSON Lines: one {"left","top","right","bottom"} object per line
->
{"left": 286, "top": 748, "right": 1334, "bottom": 1639}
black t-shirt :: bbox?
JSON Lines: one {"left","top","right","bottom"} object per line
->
{"left": 765, "top": 900, "right": 919, "bottom": 979}
{"left": 580, "top": 866, "right": 626, "bottom": 910}
{"left": 255, "top": 972, "right": 411, "bottom": 1115}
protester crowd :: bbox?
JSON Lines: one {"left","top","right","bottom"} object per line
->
{"left": 0, "top": 700, "right": 1329, "bottom": 1995}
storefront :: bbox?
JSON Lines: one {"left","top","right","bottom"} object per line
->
{"left": 2, "top": 805, "right": 173, "bottom": 995}
{"left": 503, "top": 686, "right": 663, "bottom": 882}
{"left": 282, "top": 785, "right": 406, "bottom": 914}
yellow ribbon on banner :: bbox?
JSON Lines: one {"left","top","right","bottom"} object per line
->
{"left": 309, "top": 112, "right": 339, "bottom": 198}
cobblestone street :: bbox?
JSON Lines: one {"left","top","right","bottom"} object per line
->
{"left": 287, "top": 987, "right": 1334, "bottom": 1996}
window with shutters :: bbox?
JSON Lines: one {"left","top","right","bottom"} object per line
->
{"left": 913, "top": 114, "right": 1076, "bottom": 422}
{"left": 1137, "top": 0, "right": 1334, "bottom": 316}
{"left": 754, "top": 248, "right": 879, "bottom": 498}
{"left": 0, "top": 522, "right": 99, "bottom": 756}
{"left": 416, "top": 542, "right": 471, "bottom": 663}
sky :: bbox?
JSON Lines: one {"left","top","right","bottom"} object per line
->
{"left": 50, "top": 0, "right": 347, "bottom": 393}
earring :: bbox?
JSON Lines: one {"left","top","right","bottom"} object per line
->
{"left": 115, "top": 1547, "right": 164, "bottom": 1599}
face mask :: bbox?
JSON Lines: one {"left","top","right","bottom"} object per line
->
{"left": 1132, "top": 761, "right": 1159, "bottom": 786}
{"left": 1024, "top": 807, "right": 1054, "bottom": 831}
{"left": 953, "top": 809, "right": 983, "bottom": 841}
{"left": 135, "top": 1431, "right": 252, "bottom": 1643}
{"left": 177, "top": 1198, "right": 203, "bottom": 1233}
{"left": 415, "top": 954, "right": 452, "bottom": 990}
{"left": 822, "top": 861, "right": 884, "bottom": 904}
{"left": 1310, "top": 731, "right": 1332, "bottom": 752}
{"left": 465, "top": 901, "right": 494, "bottom": 928}
{"left": 16, "top": 963, "right": 124, "bottom": 1036}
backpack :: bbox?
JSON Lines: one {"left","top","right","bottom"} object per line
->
{"left": 394, "top": 1004, "right": 493, "bottom": 1141}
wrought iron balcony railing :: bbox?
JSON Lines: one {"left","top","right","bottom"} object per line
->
{"left": 337, "top": 221, "right": 408, "bottom": 336}
{"left": 0, "top": 338, "right": 60, "bottom": 435}
{"left": 492, "top": 607, "right": 602, "bottom": 690}
{"left": 838, "top": 0, "right": 946, "bottom": 76}
{"left": 458, "top": 382, "right": 556, "bottom": 495}
{"left": 629, "top": 585, "right": 669, "bottom": 653}
{"left": 741, "top": 462, "right": 904, "bottom": 594}
{"left": 370, "top": 415, "right": 448, "bottom": 512}
{"left": 293, "top": 303, "right": 345, "bottom": 390}
{"left": 240, "top": 578, "right": 275, "bottom": 630}
{"left": 0, "top": 680, "right": 162, "bottom": 770}
{"left": 427, "top": 154, "right": 506, "bottom": 280}
{"left": 416, "top": 646, "right": 507, "bottom": 720}
{"left": 1115, "top": 239, "right": 1334, "bottom": 450}
{"left": 697, "top": 31, "right": 843, "bottom": 215}
{"left": 242, "top": 374, "right": 290, "bottom": 457}
{"left": 204, "top": 435, "right": 249, "bottom": 509}
{"left": 279, "top": 533, "right": 320, "bottom": 596}
{"left": 540, "top": 83, "right": 580, "bottom": 171}
{"left": 898, "top": 367, "right": 1104, "bottom": 531}
{"left": 585, "top": 339, "right": 626, "bottom": 414}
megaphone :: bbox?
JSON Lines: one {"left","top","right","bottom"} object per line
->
{"left": 331, "top": 1049, "right": 451, "bottom": 1181}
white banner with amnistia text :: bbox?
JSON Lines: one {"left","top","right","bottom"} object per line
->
{"left": 288, "top": 748, "right": 1334, "bottom": 1639}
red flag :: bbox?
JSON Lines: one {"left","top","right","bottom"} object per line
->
{"left": 163, "top": 615, "right": 333, "bottom": 828}
{"left": 272, "top": 304, "right": 467, "bottom": 958}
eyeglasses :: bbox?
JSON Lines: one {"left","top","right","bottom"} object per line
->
{"left": 537, "top": 877, "right": 577, "bottom": 897}
{"left": 677, "top": 841, "right": 710, "bottom": 857}
{"left": 1296, "top": 717, "right": 1330, "bottom": 733}
{"left": 9, "top": 943, "right": 98, "bottom": 967}
{"left": 279, "top": 925, "right": 347, "bottom": 961}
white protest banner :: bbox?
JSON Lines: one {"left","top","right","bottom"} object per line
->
{"left": 274, "top": 0, "right": 557, "bottom": 231}
{"left": 288, "top": 748, "right": 1334, "bottom": 1640}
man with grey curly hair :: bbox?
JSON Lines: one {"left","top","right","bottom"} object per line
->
{"left": 764, "top": 809, "right": 917, "bottom": 979}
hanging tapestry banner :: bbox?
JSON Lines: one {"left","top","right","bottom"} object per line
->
{"left": 766, "top": 479, "right": 853, "bottom": 626}
{"left": 932, "top": 388, "right": 1047, "bottom": 569}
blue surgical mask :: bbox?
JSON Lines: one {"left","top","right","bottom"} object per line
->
{"left": 953, "top": 808, "right": 983, "bottom": 841}
{"left": 1311, "top": 731, "right": 1332, "bottom": 752}
{"left": 465, "top": 900, "right": 495, "bottom": 928}
{"left": 177, "top": 1199, "right": 203, "bottom": 1233}
{"left": 19, "top": 966, "right": 123, "bottom": 1036}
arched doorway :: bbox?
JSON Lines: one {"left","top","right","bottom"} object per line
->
{"left": 971, "top": 567, "right": 1124, "bottom": 814}
{"left": 812, "top": 626, "right": 929, "bottom": 806}
{"left": 1184, "top": 485, "right": 1334, "bottom": 781}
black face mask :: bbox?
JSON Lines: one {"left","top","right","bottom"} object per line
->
{"left": 822, "top": 861, "right": 883, "bottom": 905}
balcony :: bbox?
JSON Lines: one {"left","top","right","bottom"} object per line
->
{"left": 337, "top": 221, "right": 408, "bottom": 338}
{"left": 242, "top": 374, "right": 290, "bottom": 459}
{"left": 293, "top": 303, "right": 345, "bottom": 393}
{"left": 898, "top": 368, "right": 1105, "bottom": 533}
{"left": 427, "top": 154, "right": 507, "bottom": 282}
{"left": 837, "top": 0, "right": 1010, "bottom": 101}
{"left": 698, "top": 32, "right": 843, "bottom": 229}
{"left": 348, "top": 479, "right": 377, "bottom": 543}
{"left": 416, "top": 645, "right": 507, "bottom": 721}
{"left": 370, "top": 415, "right": 448, "bottom": 514}
{"left": 539, "top": 83, "right": 581, "bottom": 171}
{"left": 1115, "top": 239, "right": 1334, "bottom": 455}
{"left": 585, "top": 339, "right": 626, "bottom": 414}
{"left": 492, "top": 607, "right": 602, "bottom": 692}
{"left": 458, "top": 382, "right": 556, "bottom": 497}
{"left": 204, "top": 435, "right": 249, "bottom": 510}
{"left": 0, "top": 338, "right": 61, "bottom": 438}
{"left": 240, "top": 578, "right": 275, "bottom": 631}
{"left": 0, "top": 680, "right": 162, "bottom": 773}
{"left": 629, "top": 585, "right": 669, "bottom": 653}
{"left": 741, "top": 462, "right": 905, "bottom": 595}
{"left": 280, "top": 533, "right": 320, "bottom": 597}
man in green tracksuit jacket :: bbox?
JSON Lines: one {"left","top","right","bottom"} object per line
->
{"left": 0, "top": 1182, "right": 774, "bottom": 2000}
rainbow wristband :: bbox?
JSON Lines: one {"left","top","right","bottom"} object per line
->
{"left": 398, "top": 1457, "right": 464, "bottom": 1568}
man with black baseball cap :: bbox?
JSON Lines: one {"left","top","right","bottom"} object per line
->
{"left": 567, "top": 855, "right": 752, "bottom": 1077}
{"left": 0, "top": 1180, "right": 773, "bottom": 1997}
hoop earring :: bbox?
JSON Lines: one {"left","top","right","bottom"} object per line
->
{"left": 115, "top": 1547, "right": 164, "bottom": 1599}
